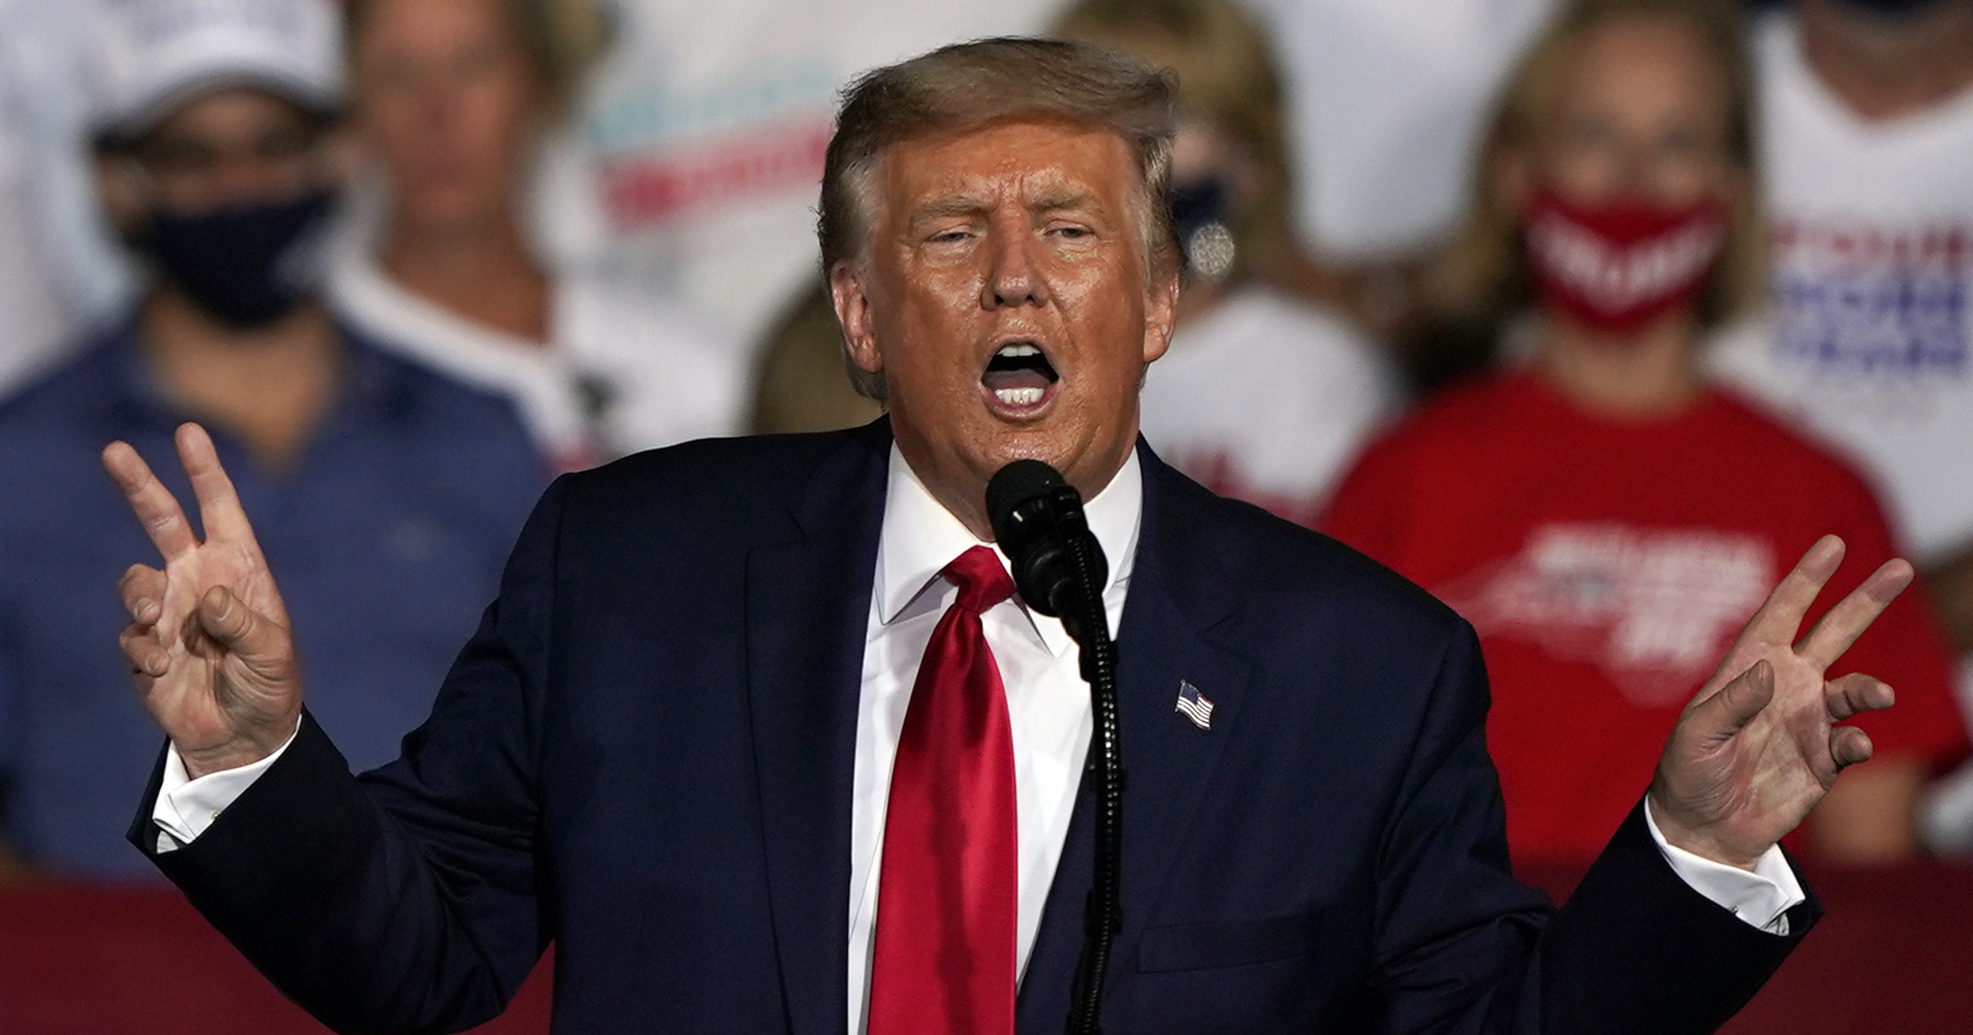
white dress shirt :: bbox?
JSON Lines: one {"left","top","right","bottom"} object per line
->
{"left": 843, "top": 448, "right": 1138, "bottom": 1032}
{"left": 152, "top": 444, "right": 1804, "bottom": 1026}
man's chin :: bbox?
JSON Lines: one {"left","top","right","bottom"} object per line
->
{"left": 976, "top": 438, "right": 1133, "bottom": 504}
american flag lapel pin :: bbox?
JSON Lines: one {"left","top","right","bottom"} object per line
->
{"left": 1175, "top": 680, "right": 1214, "bottom": 730}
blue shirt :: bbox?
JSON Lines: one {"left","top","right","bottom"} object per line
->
{"left": 0, "top": 319, "right": 548, "bottom": 879}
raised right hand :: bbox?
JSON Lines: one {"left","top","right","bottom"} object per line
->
{"left": 103, "top": 423, "right": 301, "bottom": 779}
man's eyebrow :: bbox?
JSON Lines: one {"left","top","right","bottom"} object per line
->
{"left": 907, "top": 194, "right": 993, "bottom": 224}
{"left": 1030, "top": 187, "right": 1100, "bottom": 214}
{"left": 904, "top": 187, "right": 1110, "bottom": 228}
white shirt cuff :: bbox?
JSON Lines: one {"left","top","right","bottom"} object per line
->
{"left": 150, "top": 720, "right": 302, "bottom": 854}
{"left": 1644, "top": 797, "right": 1806, "bottom": 936}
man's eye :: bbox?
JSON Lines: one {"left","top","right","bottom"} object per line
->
{"left": 1051, "top": 225, "right": 1093, "bottom": 240}
{"left": 929, "top": 229, "right": 972, "bottom": 244}
{"left": 254, "top": 129, "right": 314, "bottom": 163}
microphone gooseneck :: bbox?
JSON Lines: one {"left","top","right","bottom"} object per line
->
{"left": 986, "top": 459, "right": 1123, "bottom": 1035}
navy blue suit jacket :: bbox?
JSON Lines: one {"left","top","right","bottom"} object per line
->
{"left": 134, "top": 420, "right": 1813, "bottom": 1033}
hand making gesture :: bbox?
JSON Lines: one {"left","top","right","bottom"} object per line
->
{"left": 104, "top": 423, "right": 301, "bottom": 779}
{"left": 1650, "top": 535, "right": 1912, "bottom": 868}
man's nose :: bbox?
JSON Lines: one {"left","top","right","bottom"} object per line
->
{"left": 213, "top": 154, "right": 273, "bottom": 200}
{"left": 981, "top": 229, "right": 1049, "bottom": 309}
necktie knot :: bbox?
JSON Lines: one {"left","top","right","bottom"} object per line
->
{"left": 944, "top": 545, "right": 1015, "bottom": 614}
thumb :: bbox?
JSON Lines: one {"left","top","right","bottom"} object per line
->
{"left": 1695, "top": 660, "right": 1776, "bottom": 742}
{"left": 196, "top": 585, "right": 284, "bottom": 662}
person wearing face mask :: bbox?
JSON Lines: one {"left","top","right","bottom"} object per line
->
{"left": 1322, "top": 0, "right": 1967, "bottom": 867}
{"left": 1054, "top": 0, "right": 1403, "bottom": 528}
{"left": 0, "top": 0, "right": 548, "bottom": 882}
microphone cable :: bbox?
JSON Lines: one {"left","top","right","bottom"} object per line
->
{"left": 985, "top": 459, "right": 1123, "bottom": 1035}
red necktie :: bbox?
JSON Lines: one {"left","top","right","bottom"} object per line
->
{"left": 868, "top": 545, "right": 1018, "bottom": 1035}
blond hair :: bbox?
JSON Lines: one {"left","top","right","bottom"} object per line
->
{"left": 345, "top": 0, "right": 610, "bottom": 113}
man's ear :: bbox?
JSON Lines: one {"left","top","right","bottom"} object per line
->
{"left": 830, "top": 260, "right": 884, "bottom": 379}
{"left": 1142, "top": 270, "right": 1178, "bottom": 365}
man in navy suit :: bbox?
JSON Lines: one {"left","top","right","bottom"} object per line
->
{"left": 107, "top": 38, "right": 1909, "bottom": 1033}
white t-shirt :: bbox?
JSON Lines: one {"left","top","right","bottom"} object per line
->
{"left": 1139, "top": 286, "right": 1401, "bottom": 525}
{"left": 565, "top": 0, "right": 1064, "bottom": 345}
{"left": 1240, "top": 0, "right": 1557, "bottom": 259}
{"left": 327, "top": 238, "right": 746, "bottom": 472}
{"left": 1708, "top": 13, "right": 1973, "bottom": 567}
{"left": 0, "top": 97, "right": 69, "bottom": 397}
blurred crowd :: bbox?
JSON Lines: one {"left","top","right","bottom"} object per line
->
{"left": 0, "top": 0, "right": 1969, "bottom": 887}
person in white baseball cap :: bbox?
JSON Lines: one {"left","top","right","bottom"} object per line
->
{"left": 88, "top": 0, "right": 348, "bottom": 329}
{"left": 92, "top": 0, "right": 342, "bottom": 139}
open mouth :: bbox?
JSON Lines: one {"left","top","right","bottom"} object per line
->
{"left": 981, "top": 341, "right": 1060, "bottom": 411}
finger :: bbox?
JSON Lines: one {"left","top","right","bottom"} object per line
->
{"left": 197, "top": 585, "right": 283, "bottom": 660}
{"left": 1691, "top": 660, "right": 1777, "bottom": 742}
{"left": 1797, "top": 559, "right": 1914, "bottom": 670}
{"left": 1826, "top": 673, "right": 1895, "bottom": 721}
{"left": 117, "top": 564, "right": 167, "bottom": 625}
{"left": 1727, "top": 536, "right": 1846, "bottom": 655}
{"left": 119, "top": 623, "right": 169, "bottom": 678}
{"left": 175, "top": 423, "right": 259, "bottom": 547}
{"left": 101, "top": 440, "right": 198, "bottom": 560}
{"left": 1830, "top": 726, "right": 1875, "bottom": 770}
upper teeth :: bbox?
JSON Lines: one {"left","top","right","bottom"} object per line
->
{"left": 997, "top": 343, "right": 1041, "bottom": 358}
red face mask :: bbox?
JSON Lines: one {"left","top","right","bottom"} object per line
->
{"left": 1523, "top": 186, "right": 1727, "bottom": 334}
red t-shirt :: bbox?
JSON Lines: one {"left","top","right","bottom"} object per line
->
{"left": 1322, "top": 371, "right": 1967, "bottom": 863}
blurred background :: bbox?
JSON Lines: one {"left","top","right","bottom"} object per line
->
{"left": 1, "top": 0, "right": 1970, "bottom": 1030}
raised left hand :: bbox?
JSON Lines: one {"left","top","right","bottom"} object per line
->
{"left": 1648, "top": 535, "right": 1910, "bottom": 869}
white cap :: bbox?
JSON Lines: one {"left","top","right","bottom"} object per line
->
{"left": 91, "top": 0, "right": 343, "bottom": 142}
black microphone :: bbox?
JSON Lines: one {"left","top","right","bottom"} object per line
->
{"left": 986, "top": 459, "right": 1107, "bottom": 625}
{"left": 988, "top": 459, "right": 1123, "bottom": 1035}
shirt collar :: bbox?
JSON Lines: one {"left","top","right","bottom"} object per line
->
{"left": 875, "top": 444, "right": 1142, "bottom": 657}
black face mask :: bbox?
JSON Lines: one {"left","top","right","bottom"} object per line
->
{"left": 136, "top": 188, "right": 335, "bottom": 329}
{"left": 1170, "top": 177, "right": 1230, "bottom": 249}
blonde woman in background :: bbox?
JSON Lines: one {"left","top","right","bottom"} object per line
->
{"left": 1323, "top": 0, "right": 1966, "bottom": 866}
{"left": 1054, "top": 0, "right": 1402, "bottom": 526}
{"left": 333, "top": 0, "right": 744, "bottom": 471}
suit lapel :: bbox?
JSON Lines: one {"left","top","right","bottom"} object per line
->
{"left": 1017, "top": 446, "right": 1256, "bottom": 1030}
{"left": 746, "top": 420, "right": 891, "bottom": 1034}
